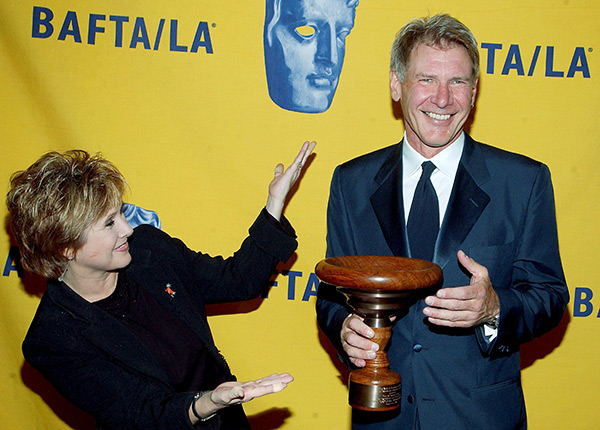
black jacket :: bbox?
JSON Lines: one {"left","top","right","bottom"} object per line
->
{"left": 23, "top": 211, "right": 297, "bottom": 429}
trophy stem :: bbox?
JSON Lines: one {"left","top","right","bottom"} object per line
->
{"left": 367, "top": 326, "right": 391, "bottom": 368}
{"left": 348, "top": 326, "right": 402, "bottom": 411}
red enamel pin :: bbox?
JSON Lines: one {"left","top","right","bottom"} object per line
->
{"left": 165, "top": 283, "right": 176, "bottom": 298}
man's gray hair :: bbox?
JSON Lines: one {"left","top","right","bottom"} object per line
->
{"left": 390, "top": 14, "right": 479, "bottom": 83}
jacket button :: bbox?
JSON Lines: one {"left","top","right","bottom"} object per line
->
{"left": 407, "top": 395, "right": 414, "bottom": 404}
{"left": 413, "top": 344, "right": 422, "bottom": 352}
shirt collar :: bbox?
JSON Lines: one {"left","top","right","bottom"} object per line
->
{"left": 402, "top": 132, "right": 465, "bottom": 179}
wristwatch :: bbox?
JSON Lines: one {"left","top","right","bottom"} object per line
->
{"left": 486, "top": 313, "right": 500, "bottom": 330}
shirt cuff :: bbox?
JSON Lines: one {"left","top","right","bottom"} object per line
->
{"left": 483, "top": 313, "right": 499, "bottom": 341}
{"left": 483, "top": 323, "right": 498, "bottom": 341}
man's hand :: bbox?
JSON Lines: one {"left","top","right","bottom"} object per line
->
{"left": 423, "top": 250, "right": 499, "bottom": 328}
{"left": 341, "top": 314, "right": 379, "bottom": 367}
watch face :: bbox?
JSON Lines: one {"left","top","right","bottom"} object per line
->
{"left": 488, "top": 315, "right": 499, "bottom": 329}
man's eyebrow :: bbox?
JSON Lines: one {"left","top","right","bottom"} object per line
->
{"left": 279, "top": 11, "right": 310, "bottom": 24}
{"left": 414, "top": 72, "right": 470, "bottom": 81}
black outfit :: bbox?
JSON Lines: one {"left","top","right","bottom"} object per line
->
{"left": 22, "top": 210, "right": 297, "bottom": 429}
{"left": 94, "top": 274, "right": 220, "bottom": 396}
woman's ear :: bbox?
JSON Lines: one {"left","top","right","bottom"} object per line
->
{"left": 62, "top": 248, "right": 75, "bottom": 261}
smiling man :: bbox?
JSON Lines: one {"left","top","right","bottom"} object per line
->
{"left": 390, "top": 42, "right": 477, "bottom": 157}
{"left": 316, "top": 14, "right": 568, "bottom": 430}
{"left": 263, "top": 0, "right": 358, "bottom": 113}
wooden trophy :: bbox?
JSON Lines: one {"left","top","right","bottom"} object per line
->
{"left": 315, "top": 256, "right": 442, "bottom": 411}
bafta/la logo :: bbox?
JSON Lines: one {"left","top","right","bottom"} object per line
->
{"left": 481, "top": 43, "right": 591, "bottom": 78}
{"left": 31, "top": 6, "right": 214, "bottom": 53}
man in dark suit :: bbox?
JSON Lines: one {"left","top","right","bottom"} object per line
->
{"left": 316, "top": 14, "right": 568, "bottom": 430}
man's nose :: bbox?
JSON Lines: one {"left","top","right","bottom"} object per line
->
{"left": 432, "top": 83, "right": 452, "bottom": 108}
{"left": 316, "top": 25, "right": 339, "bottom": 69}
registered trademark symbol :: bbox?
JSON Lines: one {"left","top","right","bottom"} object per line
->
{"left": 212, "top": 22, "right": 216, "bottom": 28}
{"left": 589, "top": 47, "right": 593, "bottom": 53}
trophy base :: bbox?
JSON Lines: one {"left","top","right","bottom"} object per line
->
{"left": 348, "top": 369, "right": 402, "bottom": 411}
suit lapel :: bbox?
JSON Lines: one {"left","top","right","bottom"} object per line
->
{"left": 370, "top": 143, "right": 410, "bottom": 257}
{"left": 369, "top": 136, "right": 491, "bottom": 267}
{"left": 434, "top": 136, "right": 491, "bottom": 269}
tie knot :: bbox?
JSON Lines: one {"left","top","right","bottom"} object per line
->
{"left": 421, "top": 161, "right": 436, "bottom": 180}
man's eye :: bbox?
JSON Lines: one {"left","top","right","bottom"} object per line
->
{"left": 106, "top": 220, "right": 115, "bottom": 227}
{"left": 295, "top": 25, "right": 316, "bottom": 39}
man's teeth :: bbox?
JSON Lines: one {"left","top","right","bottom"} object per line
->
{"left": 426, "top": 112, "right": 451, "bottom": 120}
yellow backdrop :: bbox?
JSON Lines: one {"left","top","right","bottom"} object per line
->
{"left": 1, "top": 1, "right": 598, "bottom": 428}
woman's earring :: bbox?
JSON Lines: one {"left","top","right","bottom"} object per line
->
{"left": 58, "top": 256, "right": 73, "bottom": 282}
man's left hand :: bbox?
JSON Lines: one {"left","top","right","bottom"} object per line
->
{"left": 423, "top": 250, "right": 499, "bottom": 328}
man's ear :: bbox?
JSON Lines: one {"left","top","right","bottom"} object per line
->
{"left": 265, "top": 0, "right": 282, "bottom": 46}
{"left": 390, "top": 70, "right": 402, "bottom": 102}
{"left": 471, "top": 77, "right": 479, "bottom": 107}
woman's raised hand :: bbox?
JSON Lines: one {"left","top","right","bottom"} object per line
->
{"left": 266, "top": 141, "right": 316, "bottom": 220}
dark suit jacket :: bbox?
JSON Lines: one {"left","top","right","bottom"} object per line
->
{"left": 23, "top": 212, "right": 297, "bottom": 430}
{"left": 316, "top": 135, "right": 568, "bottom": 430}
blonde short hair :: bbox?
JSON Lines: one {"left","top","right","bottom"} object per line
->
{"left": 390, "top": 13, "right": 479, "bottom": 84}
{"left": 6, "top": 150, "right": 127, "bottom": 279}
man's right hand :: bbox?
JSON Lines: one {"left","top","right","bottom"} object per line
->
{"left": 341, "top": 314, "right": 379, "bottom": 367}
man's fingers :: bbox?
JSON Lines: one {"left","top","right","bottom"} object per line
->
{"left": 431, "top": 284, "right": 477, "bottom": 301}
{"left": 349, "top": 357, "right": 367, "bottom": 368}
{"left": 346, "top": 314, "right": 375, "bottom": 338}
{"left": 457, "top": 250, "right": 488, "bottom": 279}
{"left": 424, "top": 307, "right": 479, "bottom": 327}
{"left": 426, "top": 295, "right": 466, "bottom": 310}
{"left": 341, "top": 314, "right": 381, "bottom": 365}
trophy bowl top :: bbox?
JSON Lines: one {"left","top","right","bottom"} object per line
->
{"left": 315, "top": 256, "right": 442, "bottom": 291}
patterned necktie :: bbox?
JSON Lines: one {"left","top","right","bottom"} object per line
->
{"left": 407, "top": 161, "right": 439, "bottom": 261}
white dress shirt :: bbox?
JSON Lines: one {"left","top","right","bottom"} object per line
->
{"left": 402, "top": 132, "right": 464, "bottom": 226}
{"left": 401, "top": 132, "right": 498, "bottom": 340}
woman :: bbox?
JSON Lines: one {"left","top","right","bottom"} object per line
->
{"left": 7, "top": 141, "right": 315, "bottom": 429}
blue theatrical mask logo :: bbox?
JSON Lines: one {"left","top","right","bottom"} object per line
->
{"left": 122, "top": 204, "right": 161, "bottom": 229}
{"left": 264, "top": 0, "right": 358, "bottom": 113}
